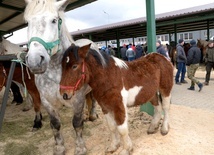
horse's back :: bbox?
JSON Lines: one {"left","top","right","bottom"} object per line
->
{"left": 145, "top": 53, "right": 173, "bottom": 95}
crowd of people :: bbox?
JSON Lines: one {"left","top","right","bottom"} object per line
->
{"left": 99, "top": 38, "right": 214, "bottom": 92}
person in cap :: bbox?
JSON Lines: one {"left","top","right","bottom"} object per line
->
{"left": 156, "top": 40, "right": 168, "bottom": 58}
{"left": 204, "top": 40, "right": 214, "bottom": 85}
{"left": 175, "top": 39, "right": 188, "bottom": 85}
{"left": 186, "top": 39, "right": 203, "bottom": 91}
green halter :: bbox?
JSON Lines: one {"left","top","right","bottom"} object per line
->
{"left": 28, "top": 18, "right": 62, "bottom": 56}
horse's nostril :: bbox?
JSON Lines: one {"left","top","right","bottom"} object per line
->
{"left": 40, "top": 56, "right": 44, "bottom": 65}
{"left": 63, "top": 93, "right": 68, "bottom": 100}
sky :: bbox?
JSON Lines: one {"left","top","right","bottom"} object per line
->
{"left": 6, "top": 0, "right": 214, "bottom": 44}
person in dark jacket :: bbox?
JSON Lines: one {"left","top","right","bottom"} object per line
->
{"left": 175, "top": 39, "right": 188, "bottom": 84}
{"left": 120, "top": 44, "right": 127, "bottom": 61}
{"left": 204, "top": 41, "right": 214, "bottom": 85}
{"left": 156, "top": 40, "right": 168, "bottom": 57}
{"left": 135, "top": 44, "right": 144, "bottom": 59}
{"left": 186, "top": 39, "right": 203, "bottom": 91}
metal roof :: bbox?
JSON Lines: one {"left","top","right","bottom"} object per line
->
{"left": 71, "top": 2, "right": 214, "bottom": 42}
{"left": 0, "top": 0, "right": 97, "bottom": 36}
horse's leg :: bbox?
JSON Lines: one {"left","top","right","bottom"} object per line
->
{"left": 116, "top": 110, "right": 133, "bottom": 155}
{"left": 10, "top": 82, "right": 23, "bottom": 105}
{"left": 160, "top": 94, "right": 171, "bottom": 135}
{"left": 85, "top": 91, "right": 97, "bottom": 121}
{"left": 31, "top": 96, "right": 42, "bottom": 131}
{"left": 72, "top": 86, "right": 91, "bottom": 155}
{"left": 22, "top": 93, "right": 33, "bottom": 111}
{"left": 147, "top": 93, "right": 162, "bottom": 134}
{"left": 105, "top": 112, "right": 120, "bottom": 153}
{"left": 42, "top": 98, "right": 65, "bottom": 155}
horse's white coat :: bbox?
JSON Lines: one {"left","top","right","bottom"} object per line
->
{"left": 0, "top": 38, "right": 25, "bottom": 55}
{"left": 121, "top": 86, "right": 143, "bottom": 106}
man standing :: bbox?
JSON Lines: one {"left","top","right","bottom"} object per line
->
{"left": 120, "top": 44, "right": 127, "bottom": 61}
{"left": 156, "top": 40, "right": 168, "bottom": 57}
{"left": 126, "top": 45, "right": 135, "bottom": 61}
{"left": 204, "top": 41, "right": 214, "bottom": 85}
{"left": 186, "top": 39, "right": 203, "bottom": 91}
{"left": 175, "top": 39, "right": 188, "bottom": 85}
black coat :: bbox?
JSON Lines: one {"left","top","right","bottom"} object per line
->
{"left": 186, "top": 44, "right": 201, "bottom": 65}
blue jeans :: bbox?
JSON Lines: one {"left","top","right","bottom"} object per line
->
{"left": 128, "top": 57, "right": 135, "bottom": 61}
{"left": 175, "top": 62, "right": 186, "bottom": 82}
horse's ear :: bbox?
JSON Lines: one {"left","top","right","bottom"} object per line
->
{"left": 55, "top": 0, "right": 69, "bottom": 11}
{"left": 79, "top": 43, "right": 91, "bottom": 58}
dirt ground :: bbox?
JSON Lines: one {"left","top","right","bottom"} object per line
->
{"left": 0, "top": 88, "right": 214, "bottom": 155}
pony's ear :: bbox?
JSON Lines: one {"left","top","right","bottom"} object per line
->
{"left": 79, "top": 43, "right": 91, "bottom": 58}
{"left": 25, "top": 0, "right": 32, "bottom": 4}
{"left": 55, "top": 0, "right": 69, "bottom": 11}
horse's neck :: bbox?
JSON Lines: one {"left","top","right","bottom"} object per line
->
{"left": 45, "top": 26, "right": 73, "bottom": 84}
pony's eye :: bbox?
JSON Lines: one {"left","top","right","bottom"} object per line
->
{"left": 52, "top": 19, "right": 57, "bottom": 24}
{"left": 72, "top": 65, "right": 78, "bottom": 70}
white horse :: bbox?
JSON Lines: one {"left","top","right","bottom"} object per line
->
{"left": 0, "top": 37, "right": 26, "bottom": 55}
{"left": 24, "top": 0, "right": 100, "bottom": 154}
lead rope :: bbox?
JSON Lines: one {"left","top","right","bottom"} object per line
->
{"left": 11, "top": 51, "right": 31, "bottom": 98}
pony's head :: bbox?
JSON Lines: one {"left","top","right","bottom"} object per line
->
{"left": 60, "top": 43, "right": 91, "bottom": 100}
{"left": 24, "top": 0, "right": 69, "bottom": 74}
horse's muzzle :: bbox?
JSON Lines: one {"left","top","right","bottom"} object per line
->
{"left": 62, "top": 93, "right": 72, "bottom": 100}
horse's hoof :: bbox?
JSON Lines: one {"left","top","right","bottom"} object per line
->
{"left": 160, "top": 124, "right": 169, "bottom": 136}
{"left": 74, "top": 146, "right": 87, "bottom": 155}
{"left": 89, "top": 114, "right": 98, "bottom": 122}
{"left": 119, "top": 149, "right": 132, "bottom": 155}
{"left": 53, "top": 145, "right": 65, "bottom": 155}
{"left": 105, "top": 143, "right": 120, "bottom": 154}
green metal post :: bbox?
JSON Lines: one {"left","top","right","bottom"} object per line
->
{"left": 207, "top": 20, "right": 210, "bottom": 40}
{"left": 140, "top": 0, "right": 156, "bottom": 116}
{"left": 116, "top": 30, "right": 120, "bottom": 58}
{"left": 174, "top": 24, "right": 177, "bottom": 43}
{"left": 89, "top": 34, "right": 92, "bottom": 40}
{"left": 146, "top": 0, "right": 156, "bottom": 53}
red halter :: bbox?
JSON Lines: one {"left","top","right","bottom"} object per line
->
{"left": 0, "top": 67, "right": 7, "bottom": 91}
{"left": 60, "top": 61, "right": 86, "bottom": 94}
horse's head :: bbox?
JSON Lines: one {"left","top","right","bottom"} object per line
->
{"left": 24, "top": 0, "right": 69, "bottom": 74}
{"left": 60, "top": 43, "right": 91, "bottom": 100}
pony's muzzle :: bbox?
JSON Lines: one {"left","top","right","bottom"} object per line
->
{"left": 62, "top": 93, "right": 72, "bottom": 100}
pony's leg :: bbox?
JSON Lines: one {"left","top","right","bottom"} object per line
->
{"left": 147, "top": 94, "right": 162, "bottom": 134}
{"left": 85, "top": 92, "right": 97, "bottom": 121}
{"left": 161, "top": 94, "right": 171, "bottom": 135}
{"left": 116, "top": 110, "right": 133, "bottom": 155}
{"left": 105, "top": 113, "right": 120, "bottom": 153}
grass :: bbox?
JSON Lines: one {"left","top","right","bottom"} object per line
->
{"left": 4, "top": 142, "right": 39, "bottom": 155}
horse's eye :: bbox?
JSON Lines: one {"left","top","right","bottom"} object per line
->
{"left": 72, "top": 65, "right": 78, "bottom": 70}
{"left": 66, "top": 57, "right": 70, "bottom": 63}
{"left": 52, "top": 19, "right": 57, "bottom": 24}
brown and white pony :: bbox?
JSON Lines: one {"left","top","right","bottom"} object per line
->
{"left": 60, "top": 44, "right": 173, "bottom": 154}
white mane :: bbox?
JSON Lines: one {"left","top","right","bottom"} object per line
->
{"left": 112, "top": 56, "right": 128, "bottom": 69}
{"left": 0, "top": 38, "right": 25, "bottom": 55}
